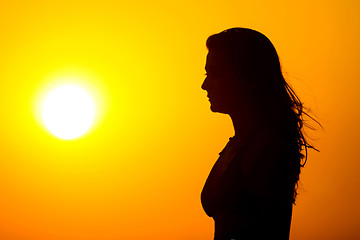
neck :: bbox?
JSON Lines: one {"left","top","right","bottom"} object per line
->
{"left": 229, "top": 108, "right": 264, "bottom": 143}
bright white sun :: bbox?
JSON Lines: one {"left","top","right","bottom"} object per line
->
{"left": 41, "top": 84, "right": 95, "bottom": 140}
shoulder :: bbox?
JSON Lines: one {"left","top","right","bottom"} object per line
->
{"left": 253, "top": 125, "right": 291, "bottom": 158}
{"left": 241, "top": 125, "right": 293, "bottom": 172}
{"left": 239, "top": 125, "right": 296, "bottom": 199}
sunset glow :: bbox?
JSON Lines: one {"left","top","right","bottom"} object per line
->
{"left": 0, "top": 0, "right": 359, "bottom": 240}
{"left": 41, "top": 84, "right": 95, "bottom": 139}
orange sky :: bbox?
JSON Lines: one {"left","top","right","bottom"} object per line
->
{"left": 0, "top": 0, "right": 359, "bottom": 239}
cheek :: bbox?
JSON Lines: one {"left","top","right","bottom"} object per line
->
{"left": 219, "top": 81, "right": 239, "bottom": 99}
{"left": 211, "top": 86, "right": 237, "bottom": 108}
{"left": 212, "top": 77, "right": 233, "bottom": 93}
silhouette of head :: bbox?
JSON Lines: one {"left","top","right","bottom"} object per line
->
{"left": 202, "top": 27, "right": 285, "bottom": 116}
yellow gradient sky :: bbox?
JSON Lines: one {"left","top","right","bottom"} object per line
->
{"left": 0, "top": 1, "right": 359, "bottom": 239}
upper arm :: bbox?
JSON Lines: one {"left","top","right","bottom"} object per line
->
{"left": 240, "top": 130, "right": 294, "bottom": 206}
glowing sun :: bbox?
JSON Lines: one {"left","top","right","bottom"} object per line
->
{"left": 42, "top": 84, "right": 95, "bottom": 140}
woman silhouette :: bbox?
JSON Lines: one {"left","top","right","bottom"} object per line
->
{"left": 201, "top": 28, "right": 319, "bottom": 240}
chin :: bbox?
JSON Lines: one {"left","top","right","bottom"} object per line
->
{"left": 210, "top": 104, "right": 228, "bottom": 114}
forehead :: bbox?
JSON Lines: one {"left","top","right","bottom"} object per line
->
{"left": 205, "top": 50, "right": 230, "bottom": 71}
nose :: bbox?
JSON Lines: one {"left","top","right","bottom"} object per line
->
{"left": 201, "top": 76, "right": 208, "bottom": 91}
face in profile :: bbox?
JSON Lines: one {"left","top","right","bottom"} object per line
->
{"left": 201, "top": 50, "right": 246, "bottom": 114}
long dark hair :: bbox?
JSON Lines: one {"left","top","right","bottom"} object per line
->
{"left": 206, "top": 28, "right": 321, "bottom": 204}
